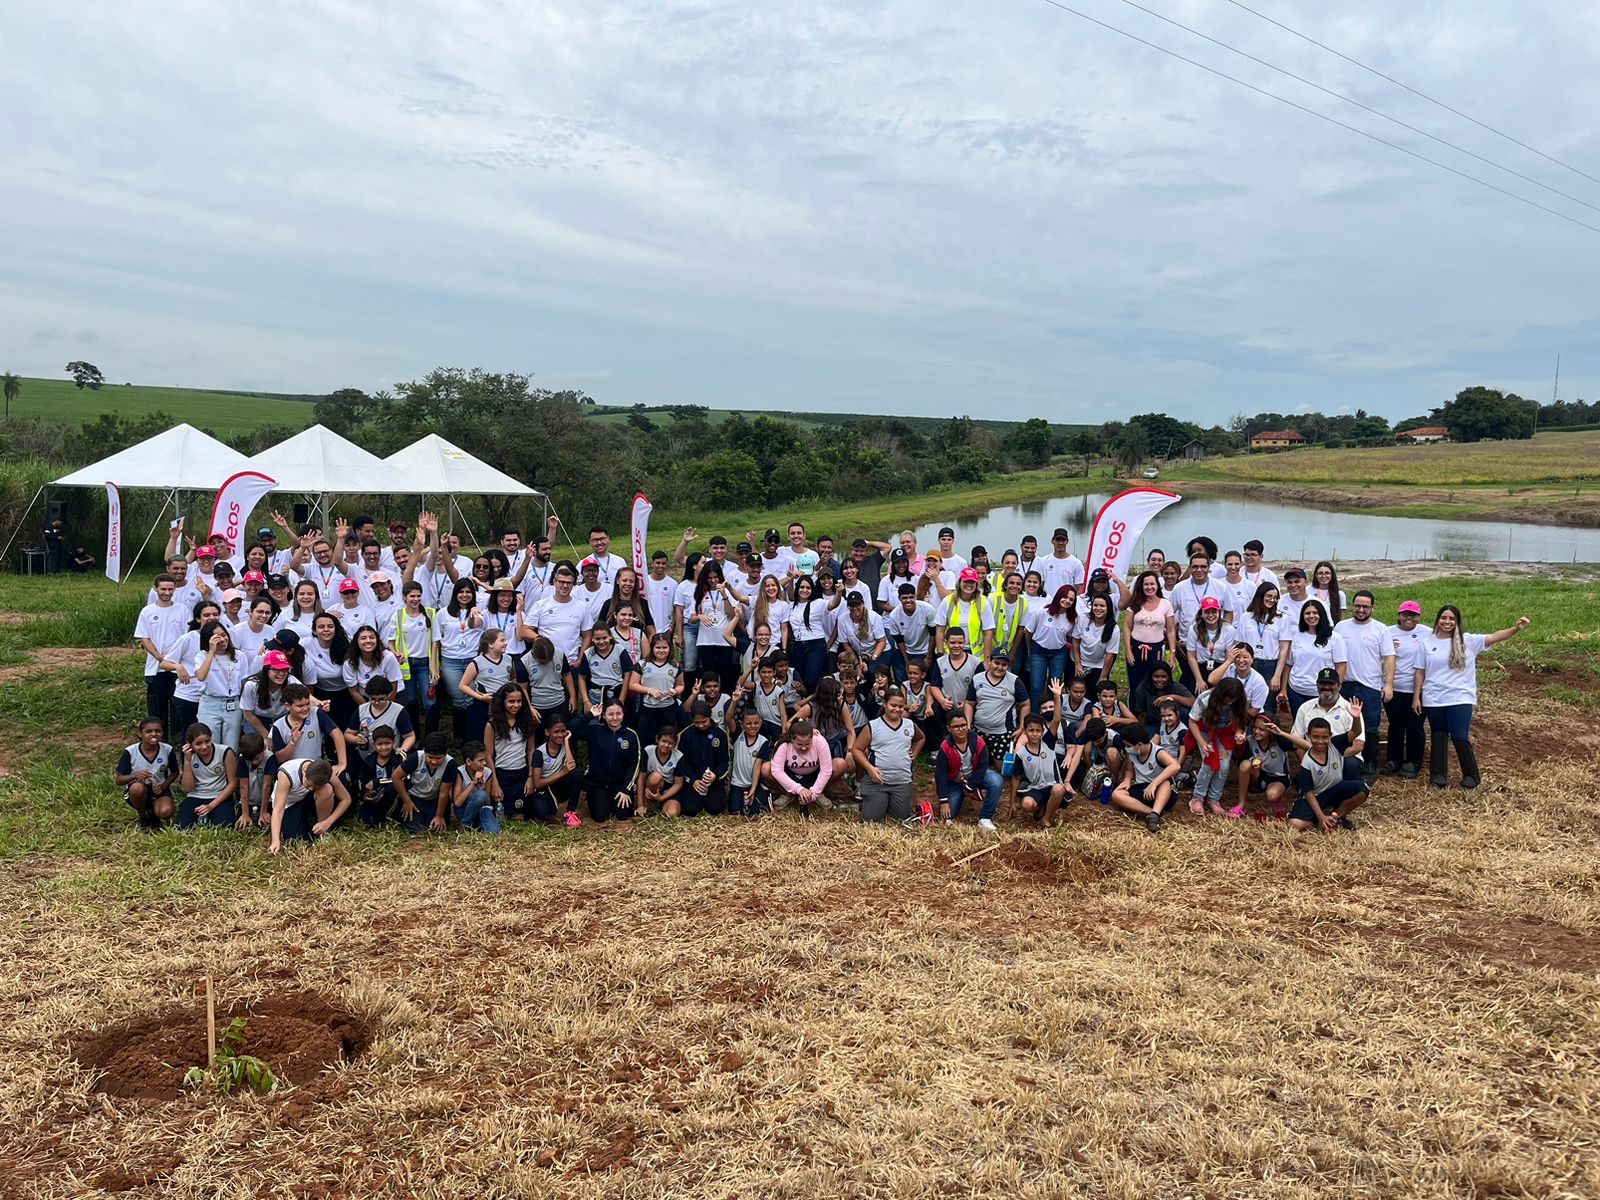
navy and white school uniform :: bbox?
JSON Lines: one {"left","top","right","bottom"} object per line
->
{"left": 178, "top": 745, "right": 238, "bottom": 828}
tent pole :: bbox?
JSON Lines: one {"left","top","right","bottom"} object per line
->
{"left": 452, "top": 495, "right": 484, "bottom": 556}
{"left": 125, "top": 489, "right": 176, "bottom": 585}
{"left": 0, "top": 486, "right": 47, "bottom": 572}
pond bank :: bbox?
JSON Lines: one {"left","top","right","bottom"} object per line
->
{"left": 1166, "top": 479, "right": 1600, "bottom": 529}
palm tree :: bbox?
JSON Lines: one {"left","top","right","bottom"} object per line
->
{"left": 1115, "top": 423, "right": 1148, "bottom": 474}
{"left": 1, "top": 372, "right": 18, "bottom": 421}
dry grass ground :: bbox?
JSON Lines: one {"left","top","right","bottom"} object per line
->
{"left": 1, "top": 567, "right": 1596, "bottom": 1198}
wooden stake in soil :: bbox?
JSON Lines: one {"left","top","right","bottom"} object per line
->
{"left": 947, "top": 841, "right": 1003, "bottom": 868}
{"left": 205, "top": 976, "right": 216, "bottom": 1069}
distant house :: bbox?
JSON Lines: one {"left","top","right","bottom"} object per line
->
{"left": 1250, "top": 429, "right": 1306, "bottom": 450}
{"left": 1182, "top": 439, "right": 1206, "bottom": 461}
{"left": 1397, "top": 426, "right": 1451, "bottom": 444}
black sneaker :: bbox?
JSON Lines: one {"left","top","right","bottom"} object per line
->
{"left": 1380, "top": 761, "right": 1400, "bottom": 776}
{"left": 1337, "top": 815, "right": 1357, "bottom": 831}
{"left": 1145, "top": 812, "right": 1162, "bottom": 833}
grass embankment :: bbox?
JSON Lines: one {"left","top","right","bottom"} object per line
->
{"left": 1163, "top": 431, "right": 1600, "bottom": 526}
{"left": 1, "top": 574, "right": 1595, "bottom": 1195}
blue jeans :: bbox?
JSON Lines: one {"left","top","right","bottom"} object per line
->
{"left": 944, "top": 769, "right": 1002, "bottom": 820}
{"left": 793, "top": 636, "right": 830, "bottom": 691}
{"left": 1424, "top": 702, "right": 1474, "bottom": 741}
{"left": 1027, "top": 645, "right": 1069, "bottom": 709}
{"left": 196, "top": 696, "right": 243, "bottom": 753}
{"left": 682, "top": 624, "right": 700, "bottom": 674}
{"left": 1193, "top": 747, "right": 1234, "bottom": 802}
{"left": 404, "top": 656, "right": 438, "bottom": 723}
{"left": 1341, "top": 681, "right": 1382, "bottom": 760}
{"left": 439, "top": 656, "right": 473, "bottom": 714}
{"left": 455, "top": 787, "right": 501, "bottom": 833}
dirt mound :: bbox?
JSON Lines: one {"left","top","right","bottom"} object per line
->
{"left": 73, "top": 990, "right": 369, "bottom": 1101}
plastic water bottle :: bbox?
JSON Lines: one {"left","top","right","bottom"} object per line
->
{"left": 1001, "top": 749, "right": 1015, "bottom": 778}
{"left": 1099, "top": 777, "right": 1112, "bottom": 805}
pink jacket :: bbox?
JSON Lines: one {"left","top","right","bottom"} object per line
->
{"left": 770, "top": 738, "right": 833, "bottom": 795}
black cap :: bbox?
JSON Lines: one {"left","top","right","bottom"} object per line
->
{"left": 891, "top": 547, "right": 908, "bottom": 560}
{"left": 1316, "top": 667, "right": 1341, "bottom": 685}
{"left": 990, "top": 648, "right": 1011, "bottom": 661}
{"left": 846, "top": 592, "right": 865, "bottom": 605}
{"left": 1089, "top": 567, "right": 1109, "bottom": 580}
{"left": 938, "top": 526, "right": 955, "bottom": 538}
{"left": 271, "top": 628, "right": 301, "bottom": 650}
{"left": 851, "top": 538, "right": 868, "bottom": 548}
{"left": 764, "top": 528, "right": 781, "bottom": 542}
{"left": 1284, "top": 566, "right": 1307, "bottom": 579}
{"left": 736, "top": 541, "right": 752, "bottom": 553}
{"left": 1053, "top": 527, "right": 1070, "bottom": 540}
{"left": 266, "top": 573, "right": 289, "bottom": 588}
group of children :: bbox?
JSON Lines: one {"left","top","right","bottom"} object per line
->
{"left": 122, "top": 513, "right": 1530, "bottom": 847}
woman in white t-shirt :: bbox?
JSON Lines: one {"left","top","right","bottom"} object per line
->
{"left": 433, "top": 579, "right": 485, "bottom": 736}
{"left": 673, "top": 553, "right": 705, "bottom": 675}
{"left": 1273, "top": 599, "right": 1347, "bottom": 713}
{"left": 748, "top": 574, "right": 792, "bottom": 650}
{"left": 1414, "top": 604, "right": 1529, "bottom": 790}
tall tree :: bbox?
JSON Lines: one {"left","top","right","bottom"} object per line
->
{"left": 1115, "top": 423, "right": 1149, "bottom": 473}
{"left": 1433, "top": 386, "right": 1535, "bottom": 443}
{"left": 1, "top": 372, "right": 19, "bottom": 420}
{"left": 65, "top": 361, "right": 104, "bottom": 390}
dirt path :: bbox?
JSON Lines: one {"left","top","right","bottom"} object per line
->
{"left": 1178, "top": 479, "right": 1600, "bottom": 529}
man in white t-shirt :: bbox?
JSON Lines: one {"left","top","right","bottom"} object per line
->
{"left": 641, "top": 551, "right": 679, "bottom": 637}
{"left": 524, "top": 565, "right": 593, "bottom": 665}
{"left": 1277, "top": 566, "right": 1310, "bottom": 630}
{"left": 1240, "top": 540, "right": 1279, "bottom": 593}
{"left": 1334, "top": 589, "right": 1394, "bottom": 781}
{"left": 585, "top": 526, "right": 630, "bottom": 585}
{"left": 933, "top": 527, "right": 967, "bottom": 576}
{"left": 884, "top": 585, "right": 936, "bottom": 678}
{"left": 134, "top": 573, "right": 190, "bottom": 734}
{"left": 1038, "top": 528, "right": 1085, "bottom": 597}
{"left": 575, "top": 558, "right": 612, "bottom": 619}
{"left": 1169, "top": 553, "right": 1228, "bottom": 633}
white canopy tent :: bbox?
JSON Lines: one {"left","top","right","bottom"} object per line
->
{"left": 239, "top": 425, "right": 426, "bottom": 527}
{"left": 3, "top": 424, "right": 249, "bottom": 578}
{"left": 383, "top": 434, "right": 545, "bottom": 547}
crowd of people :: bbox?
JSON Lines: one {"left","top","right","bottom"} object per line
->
{"left": 121, "top": 511, "right": 1530, "bottom": 850}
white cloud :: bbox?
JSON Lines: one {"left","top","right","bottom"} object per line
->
{"left": 3, "top": 1, "right": 1599, "bottom": 418}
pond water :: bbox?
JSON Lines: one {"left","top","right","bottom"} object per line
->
{"left": 912, "top": 492, "right": 1600, "bottom": 564}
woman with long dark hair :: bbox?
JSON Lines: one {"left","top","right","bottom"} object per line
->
{"left": 1241, "top": 583, "right": 1283, "bottom": 687}
{"left": 691, "top": 562, "right": 743, "bottom": 692}
{"left": 1122, "top": 570, "right": 1175, "bottom": 701}
{"left": 1022, "top": 585, "right": 1076, "bottom": 710}
{"left": 1273, "top": 599, "right": 1345, "bottom": 714}
{"left": 433, "top": 579, "right": 484, "bottom": 736}
{"left": 305, "top": 612, "right": 354, "bottom": 727}
{"left": 1072, "top": 594, "right": 1119, "bottom": 695}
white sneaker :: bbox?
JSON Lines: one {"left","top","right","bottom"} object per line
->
{"left": 978, "top": 818, "right": 998, "bottom": 832}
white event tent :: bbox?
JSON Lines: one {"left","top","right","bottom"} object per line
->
{"left": 238, "top": 425, "right": 425, "bottom": 527}
{"left": 2, "top": 423, "right": 248, "bottom": 575}
{"left": 383, "top": 434, "right": 545, "bottom": 546}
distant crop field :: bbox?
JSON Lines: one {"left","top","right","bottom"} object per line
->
{"left": 8, "top": 377, "right": 318, "bottom": 436}
{"left": 1187, "top": 430, "right": 1600, "bottom": 485}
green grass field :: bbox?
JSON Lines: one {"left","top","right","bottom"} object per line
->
{"left": 8, "top": 377, "right": 319, "bottom": 436}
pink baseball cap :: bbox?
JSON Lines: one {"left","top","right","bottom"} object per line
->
{"left": 1397, "top": 600, "right": 1422, "bottom": 615}
{"left": 338, "top": 578, "right": 361, "bottom": 593}
{"left": 367, "top": 571, "right": 392, "bottom": 586}
{"left": 241, "top": 570, "right": 266, "bottom": 583}
{"left": 262, "top": 650, "right": 291, "bottom": 670}
{"left": 1199, "top": 596, "right": 1222, "bottom": 611}
{"left": 195, "top": 546, "right": 216, "bottom": 558}
{"left": 959, "top": 567, "right": 982, "bottom": 583}
{"left": 222, "top": 588, "right": 244, "bottom": 603}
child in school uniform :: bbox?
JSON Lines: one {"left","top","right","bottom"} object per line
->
{"left": 346, "top": 676, "right": 415, "bottom": 767}
{"left": 236, "top": 730, "right": 271, "bottom": 829}
{"left": 453, "top": 741, "right": 502, "bottom": 834}
{"left": 639, "top": 726, "right": 684, "bottom": 817}
{"left": 728, "top": 706, "right": 774, "bottom": 817}
{"left": 1288, "top": 717, "right": 1368, "bottom": 833}
{"left": 355, "top": 726, "right": 412, "bottom": 828}
{"left": 399, "top": 732, "right": 454, "bottom": 833}
{"left": 1110, "top": 723, "right": 1181, "bottom": 833}
{"left": 529, "top": 717, "right": 578, "bottom": 824}
{"left": 117, "top": 716, "right": 176, "bottom": 829}
{"left": 1012, "top": 711, "right": 1072, "bottom": 829}
{"left": 176, "top": 722, "right": 239, "bottom": 829}
{"left": 1238, "top": 713, "right": 1295, "bottom": 819}
{"left": 672, "top": 701, "right": 731, "bottom": 817}
{"left": 267, "top": 757, "right": 352, "bottom": 854}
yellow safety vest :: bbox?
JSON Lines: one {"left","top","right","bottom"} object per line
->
{"left": 990, "top": 594, "right": 1029, "bottom": 653}
{"left": 392, "top": 606, "right": 437, "bottom": 679}
{"left": 945, "top": 598, "right": 988, "bottom": 656}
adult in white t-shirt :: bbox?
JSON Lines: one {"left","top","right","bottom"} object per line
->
{"left": 1414, "top": 606, "right": 1529, "bottom": 790}
{"left": 1333, "top": 589, "right": 1394, "bottom": 777}
{"left": 1037, "top": 529, "right": 1085, "bottom": 598}
{"left": 520, "top": 568, "right": 595, "bottom": 664}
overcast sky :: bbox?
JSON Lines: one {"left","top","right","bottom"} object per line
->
{"left": 5, "top": 1, "right": 1600, "bottom": 423}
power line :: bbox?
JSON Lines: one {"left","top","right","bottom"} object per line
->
{"left": 1031, "top": 0, "right": 1600, "bottom": 236}
{"left": 1222, "top": 0, "right": 1600, "bottom": 189}
{"left": 1108, "top": 0, "right": 1600, "bottom": 216}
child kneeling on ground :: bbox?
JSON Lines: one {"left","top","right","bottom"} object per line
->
{"left": 1289, "top": 717, "right": 1368, "bottom": 833}
{"left": 453, "top": 741, "right": 501, "bottom": 834}
{"left": 177, "top": 722, "right": 239, "bottom": 829}
{"left": 117, "top": 716, "right": 177, "bottom": 830}
{"left": 1012, "top": 710, "right": 1072, "bottom": 829}
{"left": 268, "top": 757, "right": 352, "bottom": 854}
{"left": 770, "top": 719, "right": 832, "bottom": 816}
